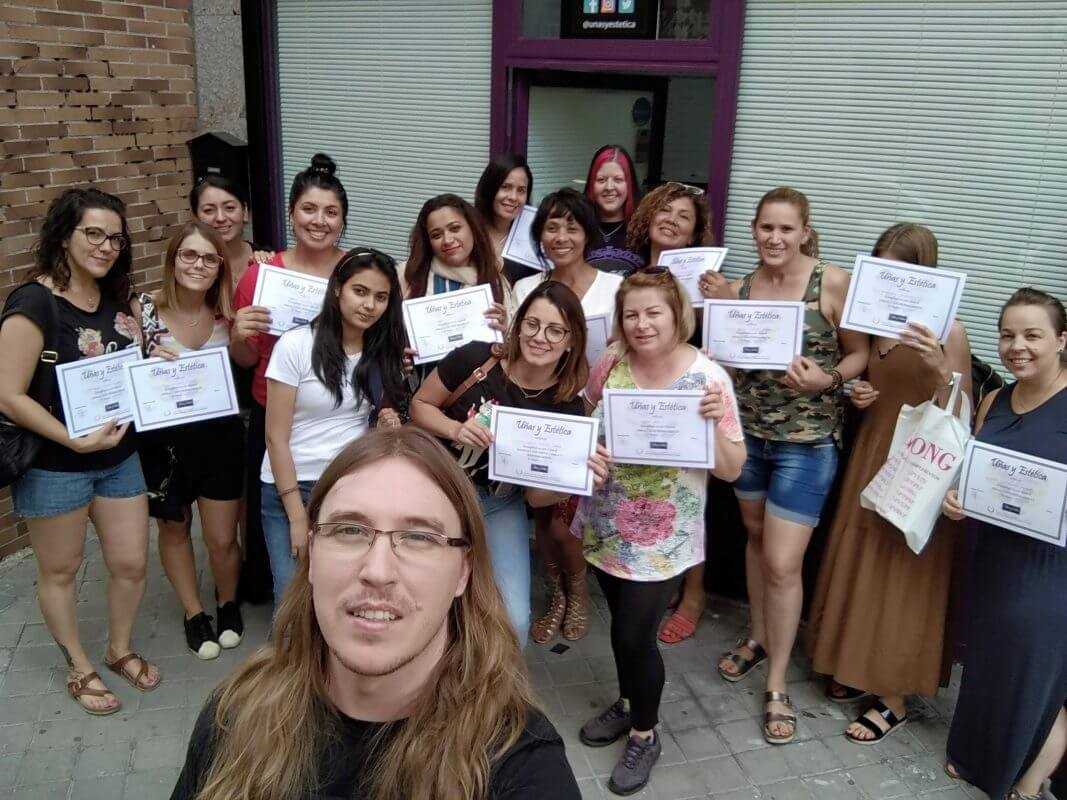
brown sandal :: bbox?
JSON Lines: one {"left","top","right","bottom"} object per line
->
{"left": 66, "top": 670, "right": 121, "bottom": 716}
{"left": 763, "top": 690, "right": 797, "bottom": 745}
{"left": 104, "top": 651, "right": 161, "bottom": 693}
{"left": 531, "top": 568, "right": 566, "bottom": 644}
{"left": 717, "top": 637, "right": 767, "bottom": 682}
{"left": 561, "top": 568, "right": 589, "bottom": 641}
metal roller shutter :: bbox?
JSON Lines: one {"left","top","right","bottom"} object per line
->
{"left": 276, "top": 0, "right": 492, "bottom": 260}
{"left": 721, "top": 1, "right": 1067, "bottom": 366}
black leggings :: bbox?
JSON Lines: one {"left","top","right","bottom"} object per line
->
{"left": 238, "top": 402, "right": 273, "bottom": 604}
{"left": 595, "top": 567, "right": 685, "bottom": 731}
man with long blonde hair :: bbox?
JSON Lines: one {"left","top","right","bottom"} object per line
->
{"left": 171, "top": 427, "right": 580, "bottom": 800}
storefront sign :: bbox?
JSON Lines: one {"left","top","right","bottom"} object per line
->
{"left": 561, "top": 0, "right": 657, "bottom": 39}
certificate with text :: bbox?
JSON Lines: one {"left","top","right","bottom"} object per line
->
{"left": 959, "top": 440, "right": 1067, "bottom": 548}
{"left": 657, "top": 247, "right": 729, "bottom": 307}
{"left": 55, "top": 348, "right": 141, "bottom": 438}
{"left": 602, "top": 389, "right": 714, "bottom": 469}
{"left": 488, "top": 406, "right": 599, "bottom": 496}
{"left": 251, "top": 265, "right": 329, "bottom": 336}
{"left": 123, "top": 346, "right": 241, "bottom": 432}
{"left": 841, "top": 255, "right": 966, "bottom": 342}
{"left": 402, "top": 284, "right": 503, "bottom": 365}
{"left": 702, "top": 300, "right": 804, "bottom": 371}
{"left": 501, "top": 205, "right": 545, "bottom": 271}
{"left": 585, "top": 313, "right": 611, "bottom": 368}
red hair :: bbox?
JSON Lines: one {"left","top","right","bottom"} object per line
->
{"left": 584, "top": 145, "right": 639, "bottom": 221}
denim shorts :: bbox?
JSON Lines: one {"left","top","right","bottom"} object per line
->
{"left": 733, "top": 434, "right": 839, "bottom": 527}
{"left": 14, "top": 452, "right": 147, "bottom": 519}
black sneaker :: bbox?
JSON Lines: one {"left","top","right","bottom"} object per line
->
{"left": 216, "top": 601, "right": 243, "bottom": 649}
{"left": 608, "top": 731, "right": 661, "bottom": 796}
{"left": 579, "top": 698, "right": 631, "bottom": 747}
{"left": 185, "top": 612, "right": 221, "bottom": 660}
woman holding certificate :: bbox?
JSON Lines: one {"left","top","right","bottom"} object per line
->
{"left": 410, "top": 281, "right": 598, "bottom": 647}
{"left": 715, "top": 188, "right": 869, "bottom": 747}
{"left": 940, "top": 289, "right": 1067, "bottom": 800}
{"left": 805, "top": 224, "right": 972, "bottom": 743}
{"left": 573, "top": 269, "right": 746, "bottom": 795}
{"left": 625, "top": 181, "right": 716, "bottom": 643}
{"left": 475, "top": 153, "right": 538, "bottom": 285}
{"left": 0, "top": 188, "right": 161, "bottom": 714}
{"left": 513, "top": 189, "right": 623, "bottom": 643}
{"left": 582, "top": 145, "right": 644, "bottom": 275}
{"left": 136, "top": 221, "right": 246, "bottom": 661}
{"left": 230, "top": 153, "right": 348, "bottom": 605}
{"left": 262, "top": 247, "right": 408, "bottom": 604}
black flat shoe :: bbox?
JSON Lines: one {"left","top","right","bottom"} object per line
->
{"left": 844, "top": 700, "right": 907, "bottom": 746}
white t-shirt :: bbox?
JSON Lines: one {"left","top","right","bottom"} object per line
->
{"left": 513, "top": 269, "right": 624, "bottom": 322}
{"left": 261, "top": 325, "right": 370, "bottom": 483}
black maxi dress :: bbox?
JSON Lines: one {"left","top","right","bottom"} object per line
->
{"left": 946, "top": 383, "right": 1067, "bottom": 798}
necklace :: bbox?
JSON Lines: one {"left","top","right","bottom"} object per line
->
{"left": 1013, "top": 368, "right": 1065, "bottom": 413}
{"left": 504, "top": 365, "right": 551, "bottom": 400}
{"left": 173, "top": 306, "right": 206, "bottom": 327}
{"left": 599, "top": 220, "right": 625, "bottom": 240}
{"left": 63, "top": 282, "right": 100, "bottom": 312}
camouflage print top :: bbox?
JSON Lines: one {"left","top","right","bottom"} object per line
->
{"left": 734, "top": 260, "right": 844, "bottom": 444}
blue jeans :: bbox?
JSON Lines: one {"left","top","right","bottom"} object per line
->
{"left": 733, "top": 434, "right": 839, "bottom": 527}
{"left": 478, "top": 484, "right": 532, "bottom": 647}
{"left": 261, "top": 480, "right": 315, "bottom": 607}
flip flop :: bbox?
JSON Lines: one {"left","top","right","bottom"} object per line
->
{"left": 104, "top": 651, "right": 161, "bottom": 693}
{"left": 658, "top": 610, "right": 698, "bottom": 644}
{"left": 66, "top": 671, "right": 121, "bottom": 717}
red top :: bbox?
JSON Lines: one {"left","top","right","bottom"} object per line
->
{"left": 233, "top": 252, "right": 286, "bottom": 407}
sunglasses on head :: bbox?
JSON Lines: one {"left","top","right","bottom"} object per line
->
{"left": 664, "top": 181, "right": 705, "bottom": 196}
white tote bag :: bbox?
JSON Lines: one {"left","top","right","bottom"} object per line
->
{"left": 860, "top": 372, "right": 972, "bottom": 554}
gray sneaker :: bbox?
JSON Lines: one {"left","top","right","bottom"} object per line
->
{"left": 608, "top": 731, "right": 662, "bottom": 795}
{"left": 579, "top": 698, "right": 631, "bottom": 746}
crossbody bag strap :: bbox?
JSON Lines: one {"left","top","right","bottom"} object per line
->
{"left": 443, "top": 354, "right": 500, "bottom": 409}
{"left": 29, "top": 285, "right": 60, "bottom": 413}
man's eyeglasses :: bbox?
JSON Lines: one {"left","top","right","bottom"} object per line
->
{"left": 520, "top": 316, "right": 569, "bottom": 344}
{"left": 176, "top": 249, "right": 224, "bottom": 269}
{"left": 311, "top": 521, "right": 470, "bottom": 560}
{"left": 76, "top": 227, "right": 129, "bottom": 251}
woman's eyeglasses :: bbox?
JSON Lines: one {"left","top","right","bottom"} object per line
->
{"left": 176, "top": 249, "right": 224, "bottom": 269}
{"left": 520, "top": 316, "right": 570, "bottom": 344}
{"left": 76, "top": 226, "right": 129, "bottom": 251}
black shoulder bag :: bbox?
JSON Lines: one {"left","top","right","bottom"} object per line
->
{"left": 0, "top": 284, "right": 60, "bottom": 489}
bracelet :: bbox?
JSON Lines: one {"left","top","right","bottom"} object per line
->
{"left": 277, "top": 486, "right": 300, "bottom": 498}
{"left": 828, "top": 369, "right": 844, "bottom": 393}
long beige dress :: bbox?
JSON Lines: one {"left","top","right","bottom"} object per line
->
{"left": 806, "top": 344, "right": 960, "bottom": 698}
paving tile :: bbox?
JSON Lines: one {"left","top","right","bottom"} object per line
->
{"left": 70, "top": 774, "right": 127, "bottom": 799}
{"left": 32, "top": 717, "right": 88, "bottom": 750}
{"left": 1, "top": 667, "right": 54, "bottom": 697}
{"left": 673, "top": 725, "right": 730, "bottom": 762}
{"left": 801, "top": 770, "right": 866, "bottom": 799}
{"left": 661, "top": 696, "right": 712, "bottom": 733}
{"left": 123, "top": 766, "right": 179, "bottom": 800}
{"left": 699, "top": 754, "right": 753, "bottom": 795}
{"left": 15, "top": 746, "right": 75, "bottom": 786}
{"left": 779, "top": 738, "right": 844, "bottom": 776}
{"left": 577, "top": 776, "right": 603, "bottom": 799}
{"left": 0, "top": 623, "right": 24, "bottom": 648}
{"left": 715, "top": 717, "right": 769, "bottom": 754}
{"left": 892, "top": 753, "right": 956, "bottom": 794}
{"left": 0, "top": 753, "right": 23, "bottom": 790}
{"left": 74, "top": 740, "right": 133, "bottom": 779}
{"left": 652, "top": 758, "right": 718, "bottom": 799}
{"left": 0, "top": 723, "right": 35, "bottom": 755}
{"left": 850, "top": 762, "right": 911, "bottom": 799}
{"left": 12, "top": 779, "right": 71, "bottom": 798}
{"left": 736, "top": 746, "right": 794, "bottom": 785}
{"left": 757, "top": 778, "right": 815, "bottom": 799}
{"left": 131, "top": 734, "right": 185, "bottom": 773}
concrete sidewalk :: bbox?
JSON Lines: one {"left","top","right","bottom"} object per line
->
{"left": 0, "top": 525, "right": 995, "bottom": 800}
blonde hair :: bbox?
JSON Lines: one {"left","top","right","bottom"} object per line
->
{"left": 752, "top": 186, "right": 819, "bottom": 259}
{"left": 625, "top": 183, "right": 713, "bottom": 259}
{"left": 194, "top": 428, "right": 537, "bottom": 800}
{"left": 612, "top": 269, "right": 696, "bottom": 349}
{"left": 158, "top": 220, "right": 233, "bottom": 319}
{"left": 872, "top": 222, "right": 938, "bottom": 267}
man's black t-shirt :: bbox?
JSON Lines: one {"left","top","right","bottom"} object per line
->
{"left": 436, "top": 341, "right": 585, "bottom": 488}
{"left": 170, "top": 698, "right": 581, "bottom": 800}
{"left": 0, "top": 282, "right": 139, "bottom": 472}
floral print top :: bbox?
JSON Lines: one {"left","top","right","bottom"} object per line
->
{"left": 571, "top": 348, "right": 745, "bottom": 581}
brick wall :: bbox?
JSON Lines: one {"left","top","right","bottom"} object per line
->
{"left": 0, "top": 0, "right": 198, "bottom": 558}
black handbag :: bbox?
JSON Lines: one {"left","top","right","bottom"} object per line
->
{"left": 0, "top": 284, "right": 60, "bottom": 489}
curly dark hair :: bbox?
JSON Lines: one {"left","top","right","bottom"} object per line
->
{"left": 625, "top": 182, "right": 714, "bottom": 263}
{"left": 31, "top": 187, "right": 133, "bottom": 302}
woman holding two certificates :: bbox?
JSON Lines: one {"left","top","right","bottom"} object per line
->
{"left": 941, "top": 288, "right": 1067, "bottom": 800}
{"left": 411, "top": 281, "right": 608, "bottom": 647}
{"left": 715, "top": 188, "right": 870, "bottom": 747}
{"left": 0, "top": 188, "right": 161, "bottom": 714}
{"left": 573, "top": 269, "right": 747, "bottom": 795}
{"left": 230, "top": 154, "right": 349, "bottom": 605}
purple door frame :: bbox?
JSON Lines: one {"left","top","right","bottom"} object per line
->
{"left": 490, "top": 0, "right": 746, "bottom": 245}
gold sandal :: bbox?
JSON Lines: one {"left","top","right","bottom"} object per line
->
{"left": 531, "top": 568, "right": 566, "bottom": 644}
{"left": 763, "top": 690, "right": 797, "bottom": 745}
{"left": 66, "top": 670, "right": 121, "bottom": 716}
{"left": 561, "top": 568, "right": 589, "bottom": 641}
